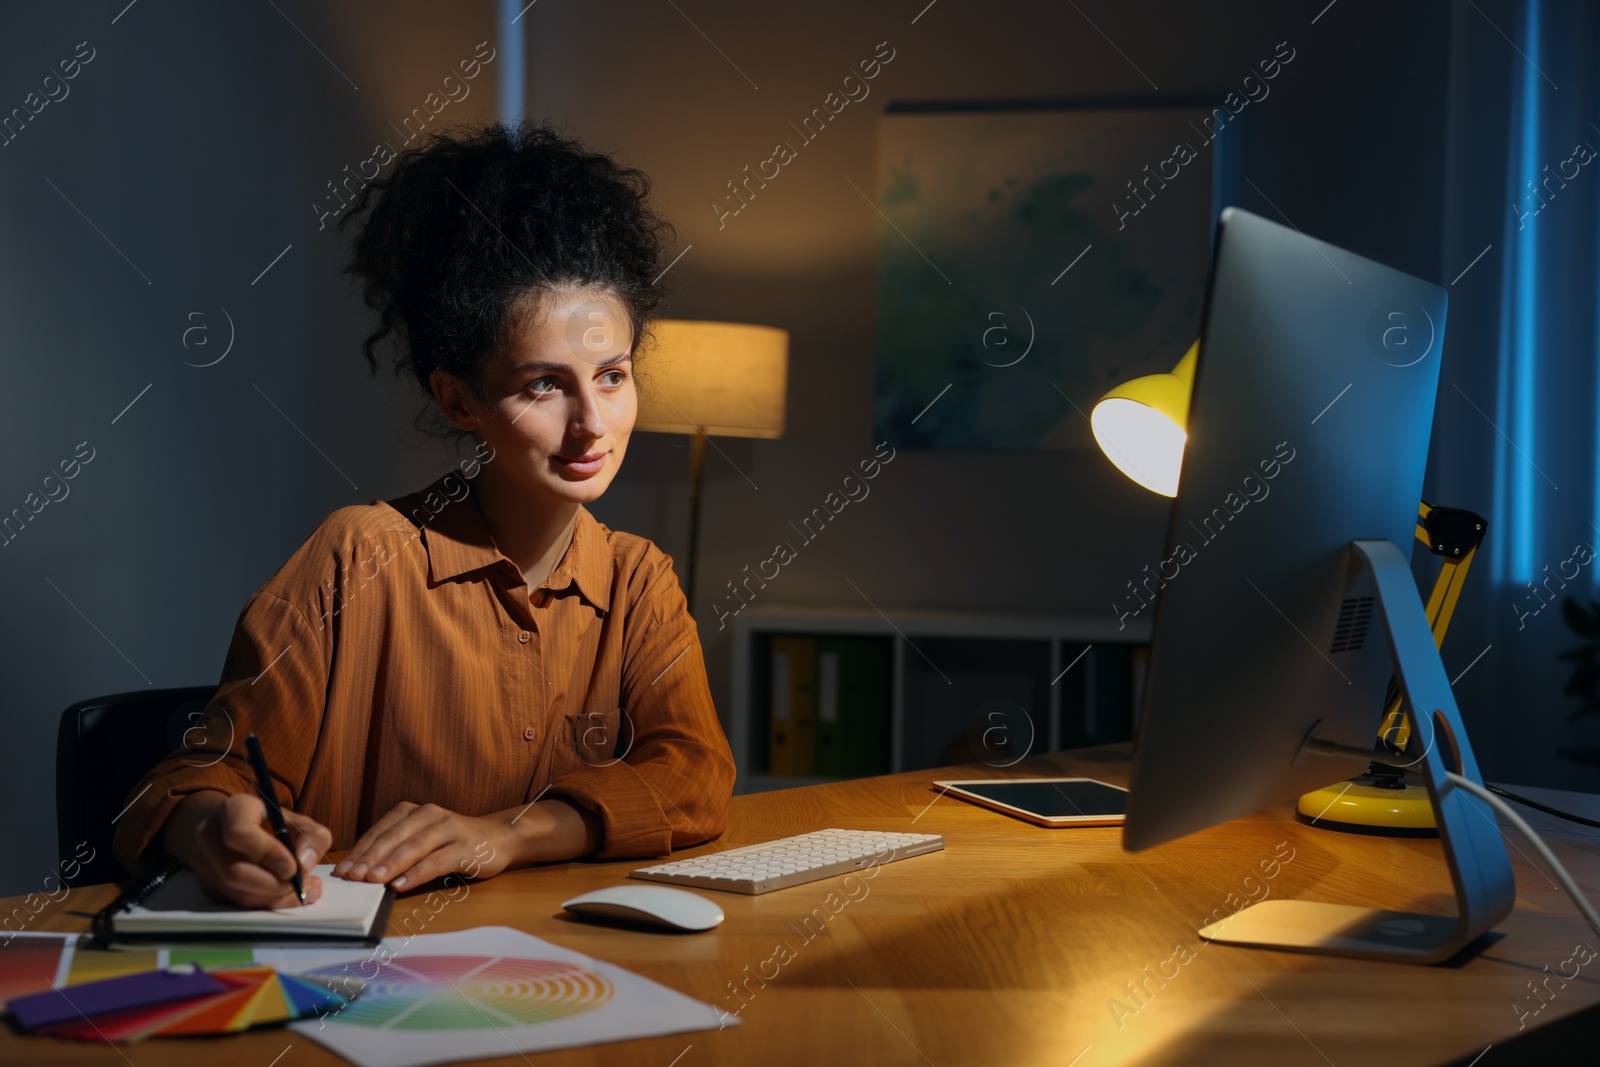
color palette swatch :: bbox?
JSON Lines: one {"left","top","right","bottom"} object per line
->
{"left": 7, "top": 927, "right": 733, "bottom": 1066}
{"left": 1, "top": 932, "right": 263, "bottom": 998}
{"left": 1, "top": 934, "right": 359, "bottom": 1041}
{"left": 0, "top": 937, "right": 69, "bottom": 1007}
{"left": 30, "top": 965, "right": 353, "bottom": 1040}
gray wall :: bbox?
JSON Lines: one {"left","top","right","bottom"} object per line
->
{"left": 1, "top": 1, "right": 1466, "bottom": 895}
{"left": 0, "top": 0, "right": 497, "bottom": 894}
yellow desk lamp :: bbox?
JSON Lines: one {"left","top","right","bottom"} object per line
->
{"left": 1089, "top": 340, "right": 1487, "bottom": 834}
{"left": 1090, "top": 340, "right": 1198, "bottom": 497}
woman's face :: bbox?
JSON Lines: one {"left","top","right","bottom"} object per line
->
{"left": 433, "top": 286, "right": 637, "bottom": 508}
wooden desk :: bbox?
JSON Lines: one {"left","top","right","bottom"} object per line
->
{"left": 7, "top": 747, "right": 1600, "bottom": 1066}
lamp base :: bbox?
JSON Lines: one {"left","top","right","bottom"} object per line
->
{"left": 1297, "top": 764, "right": 1437, "bottom": 836}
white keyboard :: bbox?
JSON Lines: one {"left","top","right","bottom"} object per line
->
{"left": 631, "top": 828, "right": 945, "bottom": 895}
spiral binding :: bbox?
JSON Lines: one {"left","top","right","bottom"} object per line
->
{"left": 90, "top": 852, "right": 183, "bottom": 949}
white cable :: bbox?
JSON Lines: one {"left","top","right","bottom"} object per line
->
{"left": 1446, "top": 772, "right": 1600, "bottom": 939}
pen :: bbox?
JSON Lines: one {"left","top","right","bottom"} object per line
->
{"left": 244, "top": 732, "right": 307, "bottom": 906}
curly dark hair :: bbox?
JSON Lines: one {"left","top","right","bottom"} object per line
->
{"left": 340, "top": 119, "right": 675, "bottom": 426}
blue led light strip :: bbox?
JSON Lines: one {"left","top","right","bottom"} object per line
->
{"left": 1494, "top": 0, "right": 1541, "bottom": 583}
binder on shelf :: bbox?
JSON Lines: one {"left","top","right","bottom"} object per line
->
{"left": 1130, "top": 645, "right": 1151, "bottom": 730}
{"left": 814, "top": 636, "right": 891, "bottom": 777}
{"left": 1057, "top": 642, "right": 1091, "bottom": 750}
{"left": 1087, "top": 644, "right": 1135, "bottom": 746}
{"left": 768, "top": 636, "right": 817, "bottom": 775}
{"left": 1056, "top": 642, "right": 1148, "bottom": 749}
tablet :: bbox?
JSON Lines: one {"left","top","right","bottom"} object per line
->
{"left": 932, "top": 777, "right": 1129, "bottom": 827}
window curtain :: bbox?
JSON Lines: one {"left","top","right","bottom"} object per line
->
{"left": 1433, "top": 0, "right": 1600, "bottom": 784}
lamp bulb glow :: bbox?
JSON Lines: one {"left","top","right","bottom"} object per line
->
{"left": 1090, "top": 398, "right": 1187, "bottom": 497}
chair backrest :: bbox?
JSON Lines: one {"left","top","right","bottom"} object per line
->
{"left": 55, "top": 686, "right": 217, "bottom": 887}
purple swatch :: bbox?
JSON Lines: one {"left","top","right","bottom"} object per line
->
{"left": 7, "top": 968, "right": 223, "bottom": 1032}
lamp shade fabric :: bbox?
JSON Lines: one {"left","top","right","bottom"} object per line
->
{"left": 635, "top": 320, "right": 788, "bottom": 438}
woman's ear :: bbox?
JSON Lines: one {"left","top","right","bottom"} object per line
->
{"left": 429, "top": 368, "right": 479, "bottom": 432}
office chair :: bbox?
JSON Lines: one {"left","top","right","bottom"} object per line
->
{"left": 55, "top": 686, "right": 217, "bottom": 887}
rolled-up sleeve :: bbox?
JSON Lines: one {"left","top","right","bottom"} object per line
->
{"left": 111, "top": 591, "right": 329, "bottom": 875}
{"left": 548, "top": 550, "right": 736, "bottom": 859}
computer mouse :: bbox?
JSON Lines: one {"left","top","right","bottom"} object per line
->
{"left": 560, "top": 885, "right": 725, "bottom": 933}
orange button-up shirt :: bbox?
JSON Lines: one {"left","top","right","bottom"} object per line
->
{"left": 111, "top": 470, "right": 736, "bottom": 876}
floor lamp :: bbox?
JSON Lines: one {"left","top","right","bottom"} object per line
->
{"left": 634, "top": 319, "right": 789, "bottom": 618}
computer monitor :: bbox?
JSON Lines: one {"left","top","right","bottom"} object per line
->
{"left": 1122, "top": 207, "right": 1515, "bottom": 963}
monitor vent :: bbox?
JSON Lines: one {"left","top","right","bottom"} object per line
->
{"left": 1330, "top": 596, "right": 1374, "bottom": 653}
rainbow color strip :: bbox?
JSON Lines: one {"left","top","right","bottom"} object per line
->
{"left": 42, "top": 966, "right": 351, "bottom": 1041}
{"left": 306, "top": 955, "right": 613, "bottom": 1031}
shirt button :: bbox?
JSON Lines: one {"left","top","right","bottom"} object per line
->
{"left": 523, "top": 726, "right": 536, "bottom": 741}
{"left": 517, "top": 631, "right": 531, "bottom": 643}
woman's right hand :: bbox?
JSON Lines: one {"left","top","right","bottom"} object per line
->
{"left": 161, "top": 790, "right": 332, "bottom": 908}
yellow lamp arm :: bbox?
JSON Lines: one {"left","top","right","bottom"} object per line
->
{"left": 1377, "top": 502, "right": 1487, "bottom": 752}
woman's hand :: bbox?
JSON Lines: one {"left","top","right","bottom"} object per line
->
{"left": 335, "top": 802, "right": 511, "bottom": 890}
{"left": 163, "top": 790, "right": 333, "bottom": 909}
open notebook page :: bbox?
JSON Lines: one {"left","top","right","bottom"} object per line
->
{"left": 114, "top": 865, "right": 387, "bottom": 937}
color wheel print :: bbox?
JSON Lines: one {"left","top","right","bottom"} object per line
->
{"left": 304, "top": 955, "right": 613, "bottom": 1031}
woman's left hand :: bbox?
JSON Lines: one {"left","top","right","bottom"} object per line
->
{"left": 335, "top": 802, "right": 512, "bottom": 890}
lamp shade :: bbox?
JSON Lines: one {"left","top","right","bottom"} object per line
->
{"left": 634, "top": 319, "right": 788, "bottom": 438}
{"left": 1089, "top": 339, "right": 1198, "bottom": 497}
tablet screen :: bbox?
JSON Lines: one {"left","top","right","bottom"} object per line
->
{"left": 953, "top": 779, "right": 1127, "bottom": 818}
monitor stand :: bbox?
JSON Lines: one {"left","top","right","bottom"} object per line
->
{"left": 1197, "top": 538, "right": 1517, "bottom": 964}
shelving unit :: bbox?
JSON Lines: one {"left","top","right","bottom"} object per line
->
{"left": 728, "top": 604, "right": 1153, "bottom": 793}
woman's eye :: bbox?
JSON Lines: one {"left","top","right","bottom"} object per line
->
{"left": 602, "top": 370, "right": 628, "bottom": 386}
{"left": 527, "top": 377, "right": 557, "bottom": 395}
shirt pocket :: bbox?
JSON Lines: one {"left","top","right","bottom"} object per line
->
{"left": 549, "top": 704, "right": 625, "bottom": 780}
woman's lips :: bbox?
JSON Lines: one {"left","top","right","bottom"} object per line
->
{"left": 552, "top": 451, "right": 607, "bottom": 477}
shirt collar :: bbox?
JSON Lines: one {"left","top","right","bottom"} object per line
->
{"left": 391, "top": 472, "right": 612, "bottom": 614}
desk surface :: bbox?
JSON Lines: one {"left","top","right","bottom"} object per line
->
{"left": 7, "top": 747, "right": 1600, "bottom": 1066}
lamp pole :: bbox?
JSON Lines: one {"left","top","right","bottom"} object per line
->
{"left": 684, "top": 431, "right": 707, "bottom": 618}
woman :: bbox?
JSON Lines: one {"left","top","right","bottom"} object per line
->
{"left": 111, "top": 122, "right": 737, "bottom": 908}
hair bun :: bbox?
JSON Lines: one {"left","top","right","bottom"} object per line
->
{"left": 340, "top": 120, "right": 674, "bottom": 432}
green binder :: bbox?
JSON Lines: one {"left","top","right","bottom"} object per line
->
{"left": 813, "top": 636, "right": 892, "bottom": 777}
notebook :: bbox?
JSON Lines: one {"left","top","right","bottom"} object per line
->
{"left": 100, "top": 865, "right": 393, "bottom": 946}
